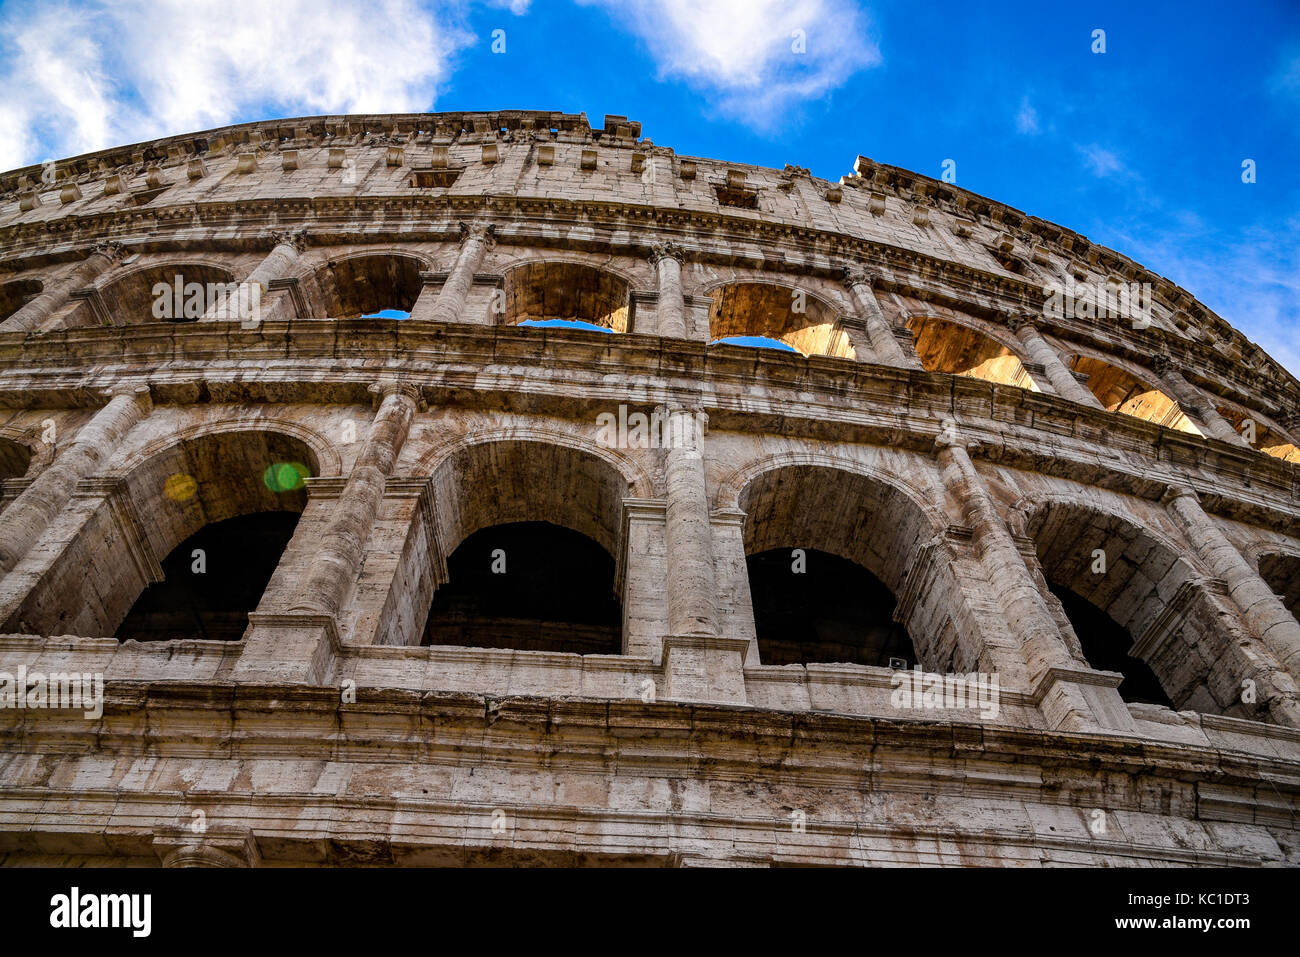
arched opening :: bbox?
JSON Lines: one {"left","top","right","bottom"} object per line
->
{"left": 1027, "top": 501, "right": 1247, "bottom": 716}
{"left": 737, "top": 465, "right": 941, "bottom": 669}
{"left": 421, "top": 439, "right": 630, "bottom": 654}
{"left": 1258, "top": 553, "right": 1300, "bottom": 622}
{"left": 1214, "top": 405, "right": 1300, "bottom": 463}
{"left": 96, "top": 263, "right": 238, "bottom": 324}
{"left": 0, "top": 437, "right": 33, "bottom": 481}
{"left": 114, "top": 511, "right": 300, "bottom": 642}
{"left": 3, "top": 429, "right": 316, "bottom": 640}
{"left": 312, "top": 254, "right": 423, "bottom": 319}
{"left": 1069, "top": 355, "right": 1201, "bottom": 434}
{"left": 1046, "top": 582, "right": 1173, "bottom": 707}
{"left": 0, "top": 278, "right": 42, "bottom": 322}
{"left": 422, "top": 521, "right": 621, "bottom": 653}
{"left": 907, "top": 316, "right": 1039, "bottom": 390}
{"left": 708, "top": 283, "right": 852, "bottom": 357}
{"left": 503, "top": 261, "right": 628, "bottom": 332}
{"left": 747, "top": 547, "right": 911, "bottom": 666}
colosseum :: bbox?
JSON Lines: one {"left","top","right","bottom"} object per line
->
{"left": 0, "top": 110, "right": 1298, "bottom": 868}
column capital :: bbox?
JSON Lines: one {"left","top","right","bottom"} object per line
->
{"left": 1151, "top": 352, "right": 1181, "bottom": 378}
{"left": 840, "top": 265, "right": 878, "bottom": 289}
{"left": 89, "top": 240, "right": 130, "bottom": 264}
{"left": 100, "top": 382, "right": 153, "bottom": 413}
{"left": 1160, "top": 483, "right": 1200, "bottom": 507}
{"left": 1004, "top": 311, "right": 1039, "bottom": 334}
{"left": 649, "top": 240, "right": 687, "bottom": 265}
{"left": 269, "top": 228, "right": 308, "bottom": 253}
{"left": 369, "top": 378, "right": 426, "bottom": 410}
{"left": 458, "top": 221, "right": 496, "bottom": 246}
{"left": 933, "top": 418, "right": 980, "bottom": 456}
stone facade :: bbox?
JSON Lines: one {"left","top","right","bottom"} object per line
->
{"left": 0, "top": 111, "right": 1298, "bottom": 867}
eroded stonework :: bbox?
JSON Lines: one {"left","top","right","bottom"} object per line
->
{"left": 0, "top": 111, "right": 1298, "bottom": 866}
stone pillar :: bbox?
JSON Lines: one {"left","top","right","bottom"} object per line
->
{"left": 427, "top": 223, "right": 494, "bottom": 323}
{"left": 0, "top": 242, "right": 127, "bottom": 334}
{"left": 407, "top": 271, "right": 443, "bottom": 322}
{"left": 649, "top": 242, "right": 686, "bottom": 338}
{"left": 291, "top": 381, "right": 422, "bottom": 619}
{"left": 1163, "top": 485, "right": 1300, "bottom": 674}
{"left": 934, "top": 423, "right": 1134, "bottom": 732}
{"left": 841, "top": 268, "right": 923, "bottom": 370}
{"left": 235, "top": 381, "right": 422, "bottom": 685}
{"left": 1006, "top": 313, "right": 1105, "bottom": 409}
{"left": 201, "top": 230, "right": 304, "bottom": 321}
{"left": 0, "top": 385, "right": 151, "bottom": 575}
{"left": 1152, "top": 355, "right": 1249, "bottom": 446}
{"left": 659, "top": 406, "right": 749, "bottom": 704}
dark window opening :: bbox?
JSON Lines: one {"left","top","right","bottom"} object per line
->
{"left": 713, "top": 184, "right": 759, "bottom": 209}
{"left": 411, "top": 169, "right": 462, "bottom": 189}
{"left": 1048, "top": 582, "right": 1174, "bottom": 708}
{"left": 422, "top": 521, "right": 621, "bottom": 654}
{"left": 114, "top": 511, "right": 299, "bottom": 642}
{"left": 748, "top": 547, "right": 913, "bottom": 667}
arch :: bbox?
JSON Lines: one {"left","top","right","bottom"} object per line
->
{"left": 5, "top": 428, "right": 317, "bottom": 640}
{"left": 93, "top": 259, "right": 238, "bottom": 324}
{"left": 732, "top": 460, "right": 959, "bottom": 669}
{"left": 1068, "top": 354, "right": 1200, "bottom": 434}
{"left": 0, "top": 277, "right": 42, "bottom": 323}
{"left": 706, "top": 281, "right": 852, "bottom": 357}
{"left": 310, "top": 252, "right": 428, "bottom": 319}
{"left": 418, "top": 425, "right": 654, "bottom": 500}
{"left": 502, "top": 260, "right": 630, "bottom": 332}
{"left": 1258, "top": 552, "right": 1300, "bottom": 621}
{"left": 419, "top": 438, "right": 633, "bottom": 654}
{"left": 1213, "top": 403, "right": 1300, "bottom": 463}
{"left": 427, "top": 436, "right": 633, "bottom": 559}
{"left": 906, "top": 315, "right": 1040, "bottom": 390}
{"left": 108, "top": 416, "right": 341, "bottom": 479}
{"left": 1024, "top": 498, "right": 1258, "bottom": 717}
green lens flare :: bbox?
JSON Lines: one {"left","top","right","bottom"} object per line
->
{"left": 263, "top": 461, "right": 310, "bottom": 492}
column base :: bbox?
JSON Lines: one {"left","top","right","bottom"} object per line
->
{"left": 1032, "top": 666, "right": 1136, "bottom": 734}
{"left": 661, "top": 634, "right": 750, "bottom": 706}
{"left": 233, "top": 613, "right": 340, "bottom": 685}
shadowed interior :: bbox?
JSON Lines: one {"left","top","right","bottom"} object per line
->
{"left": 422, "top": 520, "right": 621, "bottom": 654}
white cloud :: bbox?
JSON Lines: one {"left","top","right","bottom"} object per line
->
{"left": 0, "top": 0, "right": 474, "bottom": 173}
{"left": 1078, "top": 143, "right": 1126, "bottom": 178}
{"left": 579, "top": 0, "right": 881, "bottom": 126}
{"left": 1015, "top": 96, "right": 1038, "bottom": 134}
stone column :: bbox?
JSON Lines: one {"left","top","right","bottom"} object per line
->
{"left": 659, "top": 406, "right": 749, "bottom": 704}
{"left": 1163, "top": 485, "right": 1300, "bottom": 674}
{"left": 201, "top": 230, "right": 305, "bottom": 321}
{"left": 426, "top": 222, "right": 494, "bottom": 323}
{"left": 1152, "top": 355, "right": 1249, "bottom": 446}
{"left": 291, "top": 381, "right": 422, "bottom": 619}
{"left": 0, "top": 242, "right": 127, "bottom": 334}
{"left": 841, "top": 268, "right": 923, "bottom": 369}
{"left": 663, "top": 407, "right": 716, "bottom": 637}
{"left": 1006, "top": 313, "right": 1105, "bottom": 408}
{"left": 934, "top": 423, "right": 1134, "bottom": 732}
{"left": 649, "top": 242, "right": 687, "bottom": 338}
{"left": 0, "top": 385, "right": 151, "bottom": 575}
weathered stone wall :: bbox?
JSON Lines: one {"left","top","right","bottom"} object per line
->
{"left": 0, "top": 111, "right": 1298, "bottom": 867}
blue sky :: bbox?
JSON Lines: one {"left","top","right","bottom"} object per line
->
{"left": 2, "top": 0, "right": 1297, "bottom": 374}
